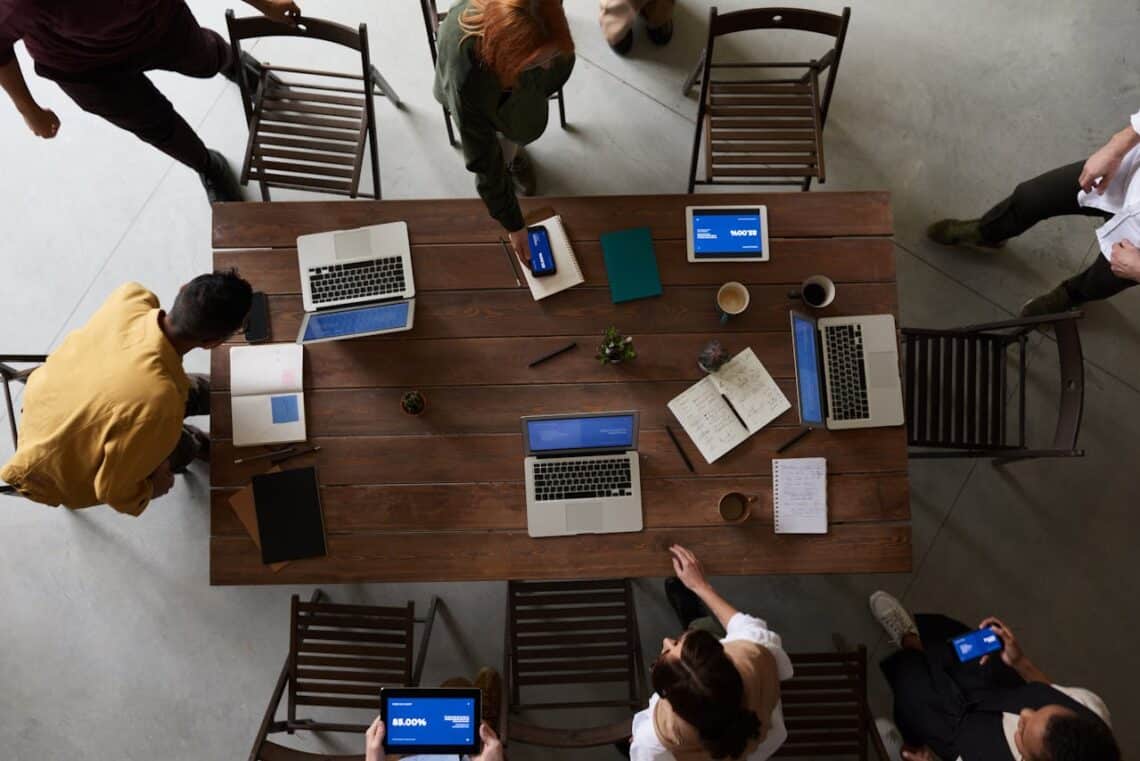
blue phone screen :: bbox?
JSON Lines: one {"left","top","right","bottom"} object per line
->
{"left": 528, "top": 227, "right": 556, "bottom": 275}
{"left": 951, "top": 628, "right": 1003, "bottom": 662}
{"left": 384, "top": 696, "right": 476, "bottom": 747}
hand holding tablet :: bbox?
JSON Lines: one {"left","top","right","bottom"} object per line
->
{"left": 366, "top": 713, "right": 503, "bottom": 761}
{"left": 379, "top": 687, "right": 484, "bottom": 755}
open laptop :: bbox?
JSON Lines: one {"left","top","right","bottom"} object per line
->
{"left": 295, "top": 221, "right": 416, "bottom": 344}
{"left": 790, "top": 311, "right": 905, "bottom": 430}
{"left": 521, "top": 412, "right": 643, "bottom": 538}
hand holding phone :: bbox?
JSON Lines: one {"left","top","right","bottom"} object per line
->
{"left": 977, "top": 617, "right": 1024, "bottom": 667}
{"left": 508, "top": 228, "right": 530, "bottom": 269}
{"left": 951, "top": 626, "right": 1004, "bottom": 663}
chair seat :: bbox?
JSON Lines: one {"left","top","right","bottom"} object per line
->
{"left": 244, "top": 80, "right": 369, "bottom": 197}
{"left": 257, "top": 741, "right": 364, "bottom": 761}
{"left": 706, "top": 80, "right": 822, "bottom": 181}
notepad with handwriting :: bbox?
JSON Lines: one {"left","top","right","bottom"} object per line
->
{"left": 773, "top": 457, "right": 827, "bottom": 534}
{"left": 667, "top": 348, "right": 790, "bottom": 463}
{"left": 522, "top": 214, "right": 583, "bottom": 300}
{"left": 230, "top": 344, "right": 306, "bottom": 447}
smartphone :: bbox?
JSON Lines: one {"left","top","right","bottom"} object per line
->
{"left": 244, "top": 291, "right": 270, "bottom": 343}
{"left": 951, "top": 627, "right": 1003, "bottom": 663}
{"left": 527, "top": 225, "right": 557, "bottom": 277}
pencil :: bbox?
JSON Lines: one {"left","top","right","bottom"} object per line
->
{"left": 528, "top": 342, "right": 577, "bottom": 367}
{"left": 499, "top": 237, "right": 522, "bottom": 287}
{"left": 721, "top": 394, "right": 749, "bottom": 430}
{"left": 665, "top": 425, "right": 695, "bottom": 473}
{"left": 776, "top": 427, "right": 813, "bottom": 453}
{"left": 270, "top": 444, "right": 322, "bottom": 465}
{"left": 234, "top": 446, "right": 294, "bottom": 465}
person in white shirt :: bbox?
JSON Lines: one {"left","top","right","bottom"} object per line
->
{"left": 628, "top": 544, "right": 794, "bottom": 761}
{"left": 927, "top": 110, "right": 1140, "bottom": 317}
{"left": 868, "top": 591, "right": 1119, "bottom": 761}
{"left": 364, "top": 717, "right": 503, "bottom": 761}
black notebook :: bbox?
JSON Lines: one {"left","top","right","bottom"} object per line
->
{"left": 252, "top": 467, "right": 326, "bottom": 564}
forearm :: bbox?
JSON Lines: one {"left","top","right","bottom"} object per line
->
{"left": 1011, "top": 658, "right": 1050, "bottom": 684}
{"left": 0, "top": 57, "right": 40, "bottom": 115}
{"left": 1104, "top": 123, "right": 1140, "bottom": 159}
{"left": 691, "top": 582, "right": 739, "bottom": 630}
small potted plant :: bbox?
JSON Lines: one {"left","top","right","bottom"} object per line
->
{"left": 400, "top": 390, "right": 427, "bottom": 416}
{"left": 597, "top": 326, "right": 636, "bottom": 365}
{"left": 697, "top": 340, "right": 730, "bottom": 373}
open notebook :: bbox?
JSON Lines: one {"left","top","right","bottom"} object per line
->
{"left": 522, "top": 214, "right": 584, "bottom": 300}
{"left": 668, "top": 348, "right": 790, "bottom": 463}
{"left": 230, "top": 344, "right": 307, "bottom": 447}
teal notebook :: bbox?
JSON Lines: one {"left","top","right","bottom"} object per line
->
{"left": 600, "top": 226, "right": 663, "bottom": 303}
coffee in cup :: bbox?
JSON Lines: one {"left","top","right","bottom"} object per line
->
{"left": 791, "top": 275, "right": 836, "bottom": 309}
{"left": 716, "top": 282, "right": 751, "bottom": 324}
{"left": 718, "top": 492, "right": 756, "bottom": 522}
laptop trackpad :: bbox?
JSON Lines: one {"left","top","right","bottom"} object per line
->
{"left": 333, "top": 229, "right": 373, "bottom": 260}
{"left": 868, "top": 352, "right": 900, "bottom": 388}
{"left": 566, "top": 501, "right": 605, "bottom": 533}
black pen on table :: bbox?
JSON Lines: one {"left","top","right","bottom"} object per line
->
{"left": 665, "top": 424, "right": 695, "bottom": 473}
{"left": 721, "top": 394, "right": 749, "bottom": 431}
{"left": 270, "top": 444, "right": 322, "bottom": 465}
{"left": 776, "top": 427, "right": 813, "bottom": 454}
{"left": 529, "top": 342, "right": 577, "bottom": 368}
{"left": 499, "top": 237, "right": 522, "bottom": 287}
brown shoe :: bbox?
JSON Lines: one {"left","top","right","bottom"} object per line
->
{"left": 1019, "top": 284, "right": 1076, "bottom": 319}
{"left": 474, "top": 667, "right": 503, "bottom": 735}
{"left": 507, "top": 149, "right": 537, "bottom": 197}
{"left": 926, "top": 218, "right": 1004, "bottom": 250}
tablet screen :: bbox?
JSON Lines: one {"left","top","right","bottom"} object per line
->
{"left": 691, "top": 208, "right": 764, "bottom": 257}
{"left": 381, "top": 689, "right": 481, "bottom": 754}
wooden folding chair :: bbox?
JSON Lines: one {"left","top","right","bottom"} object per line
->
{"left": 902, "top": 311, "right": 1085, "bottom": 463}
{"left": 226, "top": 11, "right": 401, "bottom": 200}
{"left": 418, "top": 0, "right": 568, "bottom": 146}
{"left": 686, "top": 6, "right": 851, "bottom": 192}
{"left": 503, "top": 579, "right": 648, "bottom": 748}
{"left": 775, "top": 646, "right": 889, "bottom": 759}
{"left": 0, "top": 354, "right": 47, "bottom": 495}
{"left": 248, "top": 590, "right": 439, "bottom": 761}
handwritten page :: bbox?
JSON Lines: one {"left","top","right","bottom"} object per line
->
{"left": 667, "top": 347, "right": 790, "bottom": 463}
{"left": 773, "top": 457, "right": 827, "bottom": 534}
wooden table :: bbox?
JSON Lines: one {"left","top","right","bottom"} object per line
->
{"left": 210, "top": 193, "right": 910, "bottom": 585}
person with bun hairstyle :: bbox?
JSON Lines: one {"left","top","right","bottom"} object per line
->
{"left": 629, "top": 544, "right": 793, "bottom": 760}
{"left": 433, "top": 0, "right": 574, "bottom": 268}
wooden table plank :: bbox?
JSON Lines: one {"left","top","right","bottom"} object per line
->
{"left": 213, "top": 192, "right": 892, "bottom": 249}
{"left": 211, "top": 473, "right": 910, "bottom": 535}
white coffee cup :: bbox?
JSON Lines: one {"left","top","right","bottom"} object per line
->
{"left": 716, "top": 282, "right": 751, "bottom": 324}
{"left": 793, "top": 275, "right": 836, "bottom": 309}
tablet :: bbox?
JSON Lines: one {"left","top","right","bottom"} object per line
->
{"left": 685, "top": 205, "right": 770, "bottom": 262}
{"left": 380, "top": 687, "right": 481, "bottom": 755}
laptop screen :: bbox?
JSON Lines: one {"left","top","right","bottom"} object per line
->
{"left": 791, "top": 312, "right": 826, "bottom": 426}
{"left": 691, "top": 208, "right": 763, "bottom": 257}
{"left": 525, "top": 414, "right": 636, "bottom": 455}
{"left": 302, "top": 301, "right": 410, "bottom": 342}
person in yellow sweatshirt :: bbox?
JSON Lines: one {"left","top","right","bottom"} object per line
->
{"left": 0, "top": 271, "right": 252, "bottom": 515}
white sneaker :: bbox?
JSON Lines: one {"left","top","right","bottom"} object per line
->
{"left": 869, "top": 590, "right": 918, "bottom": 647}
{"left": 875, "top": 718, "right": 904, "bottom": 761}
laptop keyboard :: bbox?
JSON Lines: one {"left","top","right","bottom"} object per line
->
{"left": 533, "top": 457, "right": 633, "bottom": 502}
{"left": 823, "top": 324, "right": 870, "bottom": 421}
{"left": 309, "top": 257, "right": 406, "bottom": 305}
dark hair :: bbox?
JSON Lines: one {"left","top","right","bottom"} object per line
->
{"left": 1044, "top": 712, "right": 1121, "bottom": 761}
{"left": 168, "top": 269, "right": 253, "bottom": 343}
{"left": 651, "top": 629, "right": 761, "bottom": 759}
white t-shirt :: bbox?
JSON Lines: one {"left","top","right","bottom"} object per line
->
{"left": 1077, "top": 108, "right": 1140, "bottom": 259}
{"left": 629, "top": 612, "right": 795, "bottom": 761}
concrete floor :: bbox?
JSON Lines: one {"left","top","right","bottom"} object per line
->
{"left": 1, "top": 1, "right": 1136, "bottom": 758}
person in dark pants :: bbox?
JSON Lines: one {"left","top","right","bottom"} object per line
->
{"left": 928, "top": 111, "right": 1140, "bottom": 317}
{"left": 0, "top": 0, "right": 300, "bottom": 202}
{"left": 868, "top": 591, "right": 1119, "bottom": 761}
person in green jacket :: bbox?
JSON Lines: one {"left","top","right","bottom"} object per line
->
{"left": 433, "top": 0, "right": 575, "bottom": 266}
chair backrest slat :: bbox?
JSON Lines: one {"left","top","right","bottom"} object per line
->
{"left": 711, "top": 6, "right": 846, "bottom": 37}
{"left": 226, "top": 14, "right": 363, "bottom": 50}
{"left": 774, "top": 647, "right": 874, "bottom": 759}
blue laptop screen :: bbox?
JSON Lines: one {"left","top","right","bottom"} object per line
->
{"left": 303, "top": 301, "right": 409, "bottom": 341}
{"left": 792, "top": 313, "right": 825, "bottom": 426}
{"left": 527, "top": 414, "right": 635, "bottom": 453}
{"left": 383, "top": 696, "right": 476, "bottom": 748}
{"left": 691, "top": 208, "right": 763, "bottom": 257}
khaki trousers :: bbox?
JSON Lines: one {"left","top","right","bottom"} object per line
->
{"left": 599, "top": 0, "right": 676, "bottom": 45}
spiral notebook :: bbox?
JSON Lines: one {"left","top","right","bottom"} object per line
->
{"left": 772, "top": 457, "right": 827, "bottom": 534}
{"left": 522, "top": 214, "right": 583, "bottom": 300}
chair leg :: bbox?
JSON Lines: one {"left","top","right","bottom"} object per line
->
{"left": 682, "top": 49, "right": 706, "bottom": 96}
{"left": 412, "top": 595, "right": 440, "bottom": 686}
{"left": 370, "top": 65, "right": 402, "bottom": 108}
{"left": 259, "top": 181, "right": 270, "bottom": 202}
{"left": 557, "top": 89, "right": 567, "bottom": 129}
{"left": 249, "top": 656, "right": 292, "bottom": 761}
{"left": 443, "top": 106, "right": 457, "bottom": 146}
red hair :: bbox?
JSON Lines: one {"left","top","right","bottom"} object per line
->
{"left": 459, "top": 0, "right": 574, "bottom": 87}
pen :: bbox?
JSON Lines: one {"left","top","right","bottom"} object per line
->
{"left": 528, "top": 342, "right": 577, "bottom": 367}
{"left": 270, "top": 444, "right": 322, "bottom": 465}
{"left": 234, "top": 446, "right": 294, "bottom": 465}
{"left": 721, "top": 394, "right": 749, "bottom": 430}
{"left": 776, "top": 427, "right": 813, "bottom": 453}
{"left": 665, "top": 424, "right": 695, "bottom": 473}
{"left": 499, "top": 237, "right": 522, "bottom": 287}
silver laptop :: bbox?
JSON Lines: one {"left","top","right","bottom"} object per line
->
{"left": 295, "top": 221, "right": 416, "bottom": 344}
{"left": 790, "top": 311, "right": 905, "bottom": 430}
{"left": 522, "top": 412, "right": 644, "bottom": 538}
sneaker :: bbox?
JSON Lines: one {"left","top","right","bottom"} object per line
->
{"left": 200, "top": 150, "right": 243, "bottom": 203}
{"left": 610, "top": 28, "right": 634, "bottom": 56}
{"left": 926, "top": 218, "right": 1004, "bottom": 249}
{"left": 507, "top": 148, "right": 537, "bottom": 197}
{"left": 869, "top": 590, "right": 918, "bottom": 648}
{"left": 665, "top": 577, "right": 706, "bottom": 630}
{"left": 875, "top": 718, "right": 904, "bottom": 761}
{"left": 1019, "top": 284, "right": 1076, "bottom": 318}
{"left": 646, "top": 20, "right": 674, "bottom": 46}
